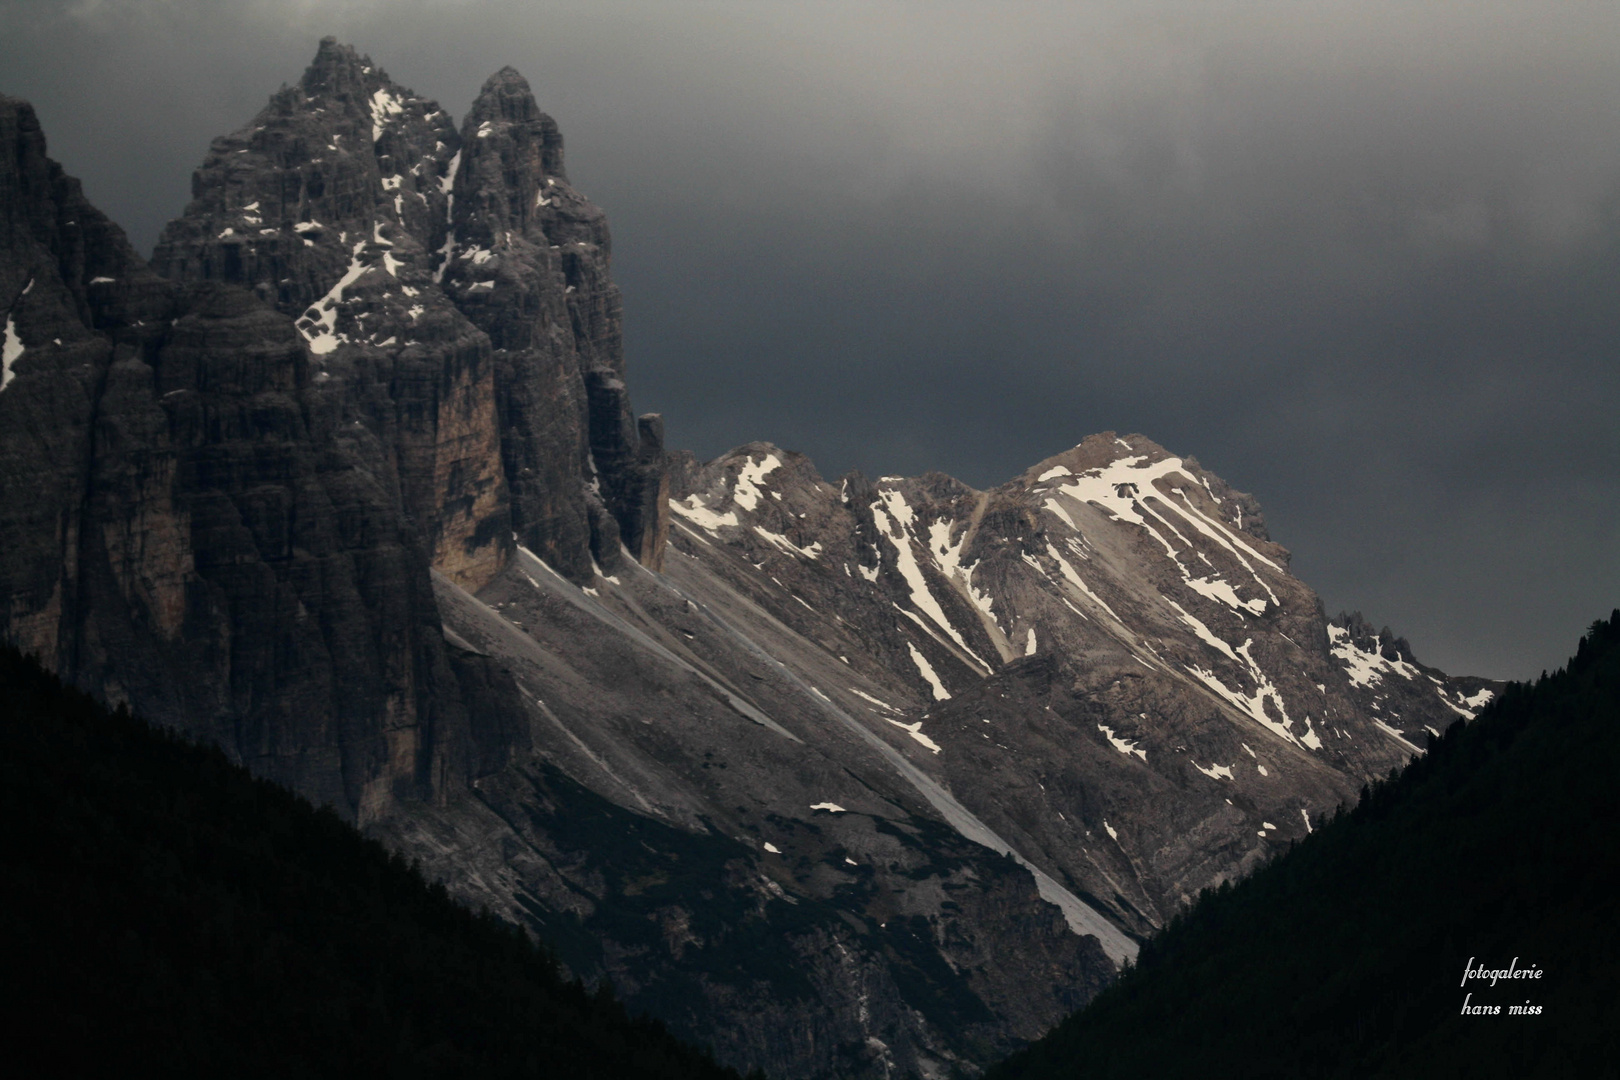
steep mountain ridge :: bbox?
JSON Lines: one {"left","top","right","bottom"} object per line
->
{"left": 2, "top": 41, "right": 1499, "bottom": 1080}
{"left": 151, "top": 38, "right": 666, "bottom": 585}
{"left": 655, "top": 436, "right": 1493, "bottom": 932}
{"left": 0, "top": 91, "right": 516, "bottom": 818}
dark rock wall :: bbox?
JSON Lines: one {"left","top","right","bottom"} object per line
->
{"left": 1, "top": 94, "right": 523, "bottom": 820}
{"left": 152, "top": 40, "right": 667, "bottom": 583}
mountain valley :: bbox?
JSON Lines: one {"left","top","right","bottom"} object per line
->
{"left": 0, "top": 40, "right": 1503, "bottom": 1079}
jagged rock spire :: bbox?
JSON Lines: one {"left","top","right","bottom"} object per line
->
{"left": 300, "top": 36, "right": 380, "bottom": 97}
{"left": 150, "top": 40, "right": 668, "bottom": 583}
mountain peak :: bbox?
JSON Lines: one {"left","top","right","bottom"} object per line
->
{"left": 470, "top": 65, "right": 544, "bottom": 125}
{"left": 300, "top": 37, "right": 382, "bottom": 98}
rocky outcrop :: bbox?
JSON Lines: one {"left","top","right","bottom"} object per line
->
{"left": 151, "top": 39, "right": 667, "bottom": 584}
{"left": 0, "top": 93, "right": 524, "bottom": 820}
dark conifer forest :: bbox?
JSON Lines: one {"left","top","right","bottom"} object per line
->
{"left": 0, "top": 646, "right": 754, "bottom": 1079}
{"left": 987, "top": 612, "right": 1620, "bottom": 1080}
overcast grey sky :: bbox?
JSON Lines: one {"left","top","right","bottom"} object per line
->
{"left": 4, "top": 1, "right": 1617, "bottom": 679}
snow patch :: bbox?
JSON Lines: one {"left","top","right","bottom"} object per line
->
{"left": 884, "top": 714, "right": 942, "bottom": 754}
{"left": 433, "top": 151, "right": 461, "bottom": 283}
{"left": 369, "top": 88, "right": 406, "bottom": 141}
{"left": 763, "top": 842, "right": 781, "bottom": 854}
{"left": 1097, "top": 724, "right": 1147, "bottom": 761}
{"left": 298, "top": 240, "right": 371, "bottom": 355}
{"left": 671, "top": 494, "right": 739, "bottom": 534}
{"left": 1167, "top": 599, "right": 1237, "bottom": 660}
{"left": 1328, "top": 624, "right": 1421, "bottom": 688}
{"left": 848, "top": 688, "right": 899, "bottom": 714}
{"left": 2, "top": 313, "right": 23, "bottom": 390}
{"left": 907, "top": 643, "right": 951, "bottom": 702}
{"left": 1194, "top": 761, "right": 1234, "bottom": 780}
{"left": 1043, "top": 454, "right": 1281, "bottom": 619}
{"left": 1373, "top": 718, "right": 1424, "bottom": 754}
{"left": 1185, "top": 638, "right": 1302, "bottom": 747}
{"left": 753, "top": 527, "right": 822, "bottom": 559}
{"left": 1042, "top": 544, "right": 1124, "bottom": 625}
{"left": 810, "top": 802, "right": 846, "bottom": 813}
{"left": 731, "top": 453, "right": 781, "bottom": 511}
{"left": 871, "top": 490, "right": 991, "bottom": 672}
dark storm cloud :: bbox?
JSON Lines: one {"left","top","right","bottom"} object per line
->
{"left": 3, "top": 1, "right": 1616, "bottom": 678}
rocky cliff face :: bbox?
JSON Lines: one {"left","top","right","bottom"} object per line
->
{"left": 0, "top": 93, "right": 522, "bottom": 819}
{"left": 2, "top": 43, "right": 1501, "bottom": 1080}
{"left": 151, "top": 39, "right": 666, "bottom": 584}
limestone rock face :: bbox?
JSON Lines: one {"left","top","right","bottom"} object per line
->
{"left": 152, "top": 39, "right": 667, "bottom": 585}
{"left": 0, "top": 93, "right": 524, "bottom": 820}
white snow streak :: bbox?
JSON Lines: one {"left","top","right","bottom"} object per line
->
{"left": 298, "top": 240, "right": 370, "bottom": 355}
{"left": 1167, "top": 599, "right": 1237, "bottom": 660}
{"left": 1328, "top": 624, "right": 1421, "bottom": 688}
{"left": 884, "top": 715, "right": 943, "bottom": 754}
{"left": 1042, "top": 451, "right": 1280, "bottom": 616}
{"left": 906, "top": 643, "right": 950, "bottom": 702}
{"left": 671, "top": 495, "right": 738, "bottom": 534}
{"left": 753, "top": 527, "right": 822, "bottom": 560}
{"left": 1097, "top": 724, "right": 1147, "bottom": 761}
{"left": 433, "top": 151, "right": 461, "bottom": 283}
{"left": 847, "top": 688, "right": 900, "bottom": 714}
{"left": 2, "top": 313, "right": 23, "bottom": 391}
{"left": 1186, "top": 637, "right": 1304, "bottom": 748}
{"left": 732, "top": 454, "right": 781, "bottom": 511}
{"left": 872, "top": 490, "right": 991, "bottom": 673}
{"left": 369, "top": 88, "right": 405, "bottom": 141}
{"left": 1042, "top": 544, "right": 1123, "bottom": 625}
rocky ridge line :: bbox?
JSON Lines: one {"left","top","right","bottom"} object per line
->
{"left": 152, "top": 38, "right": 668, "bottom": 586}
